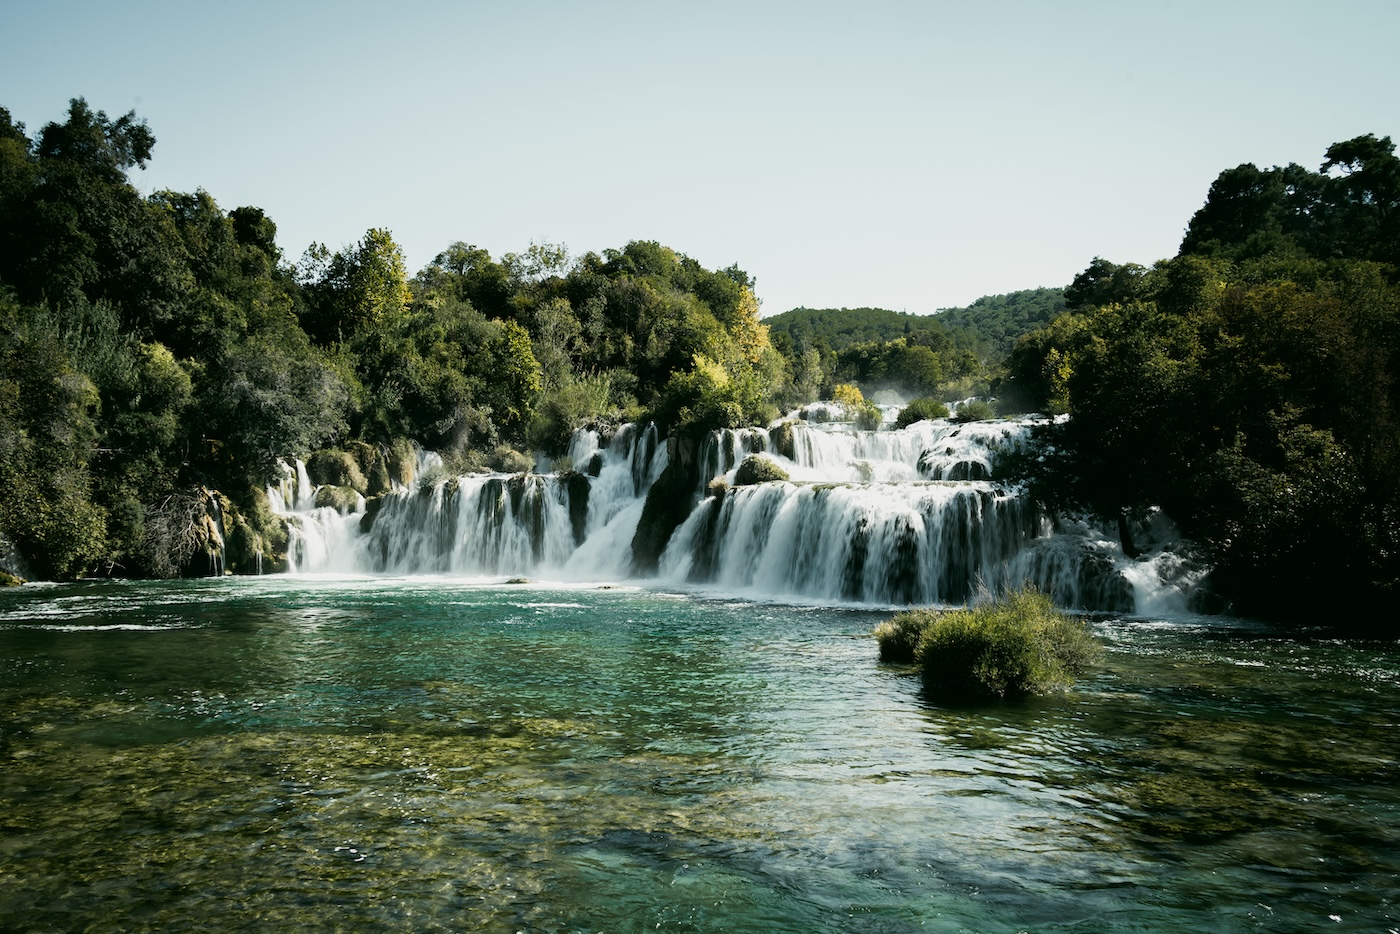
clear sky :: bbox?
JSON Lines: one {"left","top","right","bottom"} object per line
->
{"left": 4, "top": 0, "right": 1397, "bottom": 315}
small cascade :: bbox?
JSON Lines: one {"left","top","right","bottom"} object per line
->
{"left": 357, "top": 474, "right": 577, "bottom": 575}
{"left": 266, "top": 411, "right": 1204, "bottom": 613}
{"left": 203, "top": 488, "right": 227, "bottom": 576}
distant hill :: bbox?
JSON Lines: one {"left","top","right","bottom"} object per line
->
{"left": 934, "top": 287, "right": 1066, "bottom": 357}
{"left": 765, "top": 287, "right": 1067, "bottom": 361}
{"left": 764, "top": 306, "right": 966, "bottom": 354}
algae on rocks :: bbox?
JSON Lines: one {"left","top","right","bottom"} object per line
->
{"left": 733, "top": 455, "right": 789, "bottom": 486}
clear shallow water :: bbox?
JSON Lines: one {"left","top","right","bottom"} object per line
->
{"left": 1, "top": 578, "right": 1397, "bottom": 932}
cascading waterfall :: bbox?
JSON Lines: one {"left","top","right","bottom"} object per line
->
{"left": 268, "top": 412, "right": 1204, "bottom": 612}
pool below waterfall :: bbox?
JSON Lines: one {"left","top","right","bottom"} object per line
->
{"left": 2, "top": 577, "right": 1397, "bottom": 931}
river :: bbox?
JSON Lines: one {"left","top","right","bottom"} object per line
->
{"left": 1, "top": 576, "right": 1396, "bottom": 931}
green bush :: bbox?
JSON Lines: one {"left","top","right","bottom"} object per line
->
{"left": 894, "top": 397, "right": 951, "bottom": 429}
{"left": 953, "top": 399, "right": 996, "bottom": 423}
{"left": 875, "top": 586, "right": 1100, "bottom": 697}
{"left": 854, "top": 400, "right": 884, "bottom": 430}
{"left": 872, "top": 612, "right": 929, "bottom": 662}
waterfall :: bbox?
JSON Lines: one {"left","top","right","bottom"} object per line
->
{"left": 266, "top": 413, "right": 1202, "bottom": 613}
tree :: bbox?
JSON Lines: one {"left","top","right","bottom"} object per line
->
{"left": 301, "top": 228, "right": 411, "bottom": 344}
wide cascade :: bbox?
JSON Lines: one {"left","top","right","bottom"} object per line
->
{"left": 270, "top": 413, "right": 1201, "bottom": 612}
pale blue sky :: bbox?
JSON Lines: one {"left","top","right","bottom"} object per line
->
{"left": 4, "top": 0, "right": 1396, "bottom": 315}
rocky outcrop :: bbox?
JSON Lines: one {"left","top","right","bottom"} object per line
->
{"left": 733, "top": 455, "right": 790, "bottom": 486}
{"left": 630, "top": 431, "right": 702, "bottom": 573}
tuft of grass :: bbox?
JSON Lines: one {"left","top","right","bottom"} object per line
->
{"left": 875, "top": 586, "right": 1100, "bottom": 698}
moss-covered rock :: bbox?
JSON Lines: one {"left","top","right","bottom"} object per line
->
{"left": 0, "top": 570, "right": 23, "bottom": 586}
{"left": 770, "top": 421, "right": 797, "bottom": 461}
{"left": 219, "top": 489, "right": 288, "bottom": 575}
{"left": 384, "top": 438, "right": 417, "bottom": 488}
{"left": 313, "top": 485, "right": 361, "bottom": 514}
{"left": 346, "top": 440, "right": 393, "bottom": 496}
{"left": 490, "top": 445, "right": 534, "bottom": 474}
{"left": 562, "top": 471, "right": 590, "bottom": 546}
{"left": 359, "top": 495, "right": 385, "bottom": 534}
{"left": 306, "top": 449, "right": 368, "bottom": 494}
{"left": 733, "top": 455, "right": 789, "bottom": 486}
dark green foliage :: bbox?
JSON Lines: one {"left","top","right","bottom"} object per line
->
{"left": 1008, "top": 245, "right": 1400, "bottom": 625}
{"left": 733, "top": 455, "right": 790, "bottom": 486}
{"left": 1064, "top": 258, "right": 1149, "bottom": 310}
{"left": 894, "top": 397, "right": 950, "bottom": 428}
{"left": 935, "top": 287, "right": 1068, "bottom": 356}
{"left": 1180, "top": 134, "right": 1400, "bottom": 266}
{"left": 766, "top": 306, "right": 959, "bottom": 352}
{"left": 875, "top": 587, "right": 1101, "bottom": 697}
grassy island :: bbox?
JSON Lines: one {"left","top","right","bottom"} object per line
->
{"left": 875, "top": 587, "right": 1101, "bottom": 698}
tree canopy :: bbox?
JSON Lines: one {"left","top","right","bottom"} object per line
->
{"left": 1000, "top": 136, "right": 1400, "bottom": 625}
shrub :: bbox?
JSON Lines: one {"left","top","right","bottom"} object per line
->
{"left": 873, "top": 611, "right": 931, "bottom": 662}
{"left": 854, "top": 400, "right": 884, "bottom": 430}
{"left": 876, "top": 586, "right": 1100, "bottom": 697}
{"left": 895, "top": 397, "right": 951, "bottom": 429}
{"left": 733, "top": 455, "right": 790, "bottom": 486}
{"left": 953, "top": 399, "right": 996, "bottom": 423}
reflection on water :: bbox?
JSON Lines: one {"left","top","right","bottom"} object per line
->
{"left": 1, "top": 578, "right": 1397, "bottom": 932}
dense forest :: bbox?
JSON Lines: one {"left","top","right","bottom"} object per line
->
{"left": 762, "top": 288, "right": 1065, "bottom": 402}
{"left": 2, "top": 97, "right": 1397, "bottom": 626}
{"left": 998, "top": 134, "right": 1400, "bottom": 622}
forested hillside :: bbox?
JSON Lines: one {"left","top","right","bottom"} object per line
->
{"left": 1000, "top": 134, "right": 1400, "bottom": 623}
{"left": 933, "top": 287, "right": 1066, "bottom": 357}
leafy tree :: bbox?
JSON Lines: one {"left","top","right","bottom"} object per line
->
{"left": 301, "top": 228, "right": 411, "bottom": 344}
{"left": 199, "top": 336, "right": 350, "bottom": 485}
{"left": 0, "top": 290, "right": 108, "bottom": 577}
{"left": 1181, "top": 134, "right": 1400, "bottom": 267}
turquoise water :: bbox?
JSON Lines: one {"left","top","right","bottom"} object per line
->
{"left": 1, "top": 577, "right": 1397, "bottom": 932}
